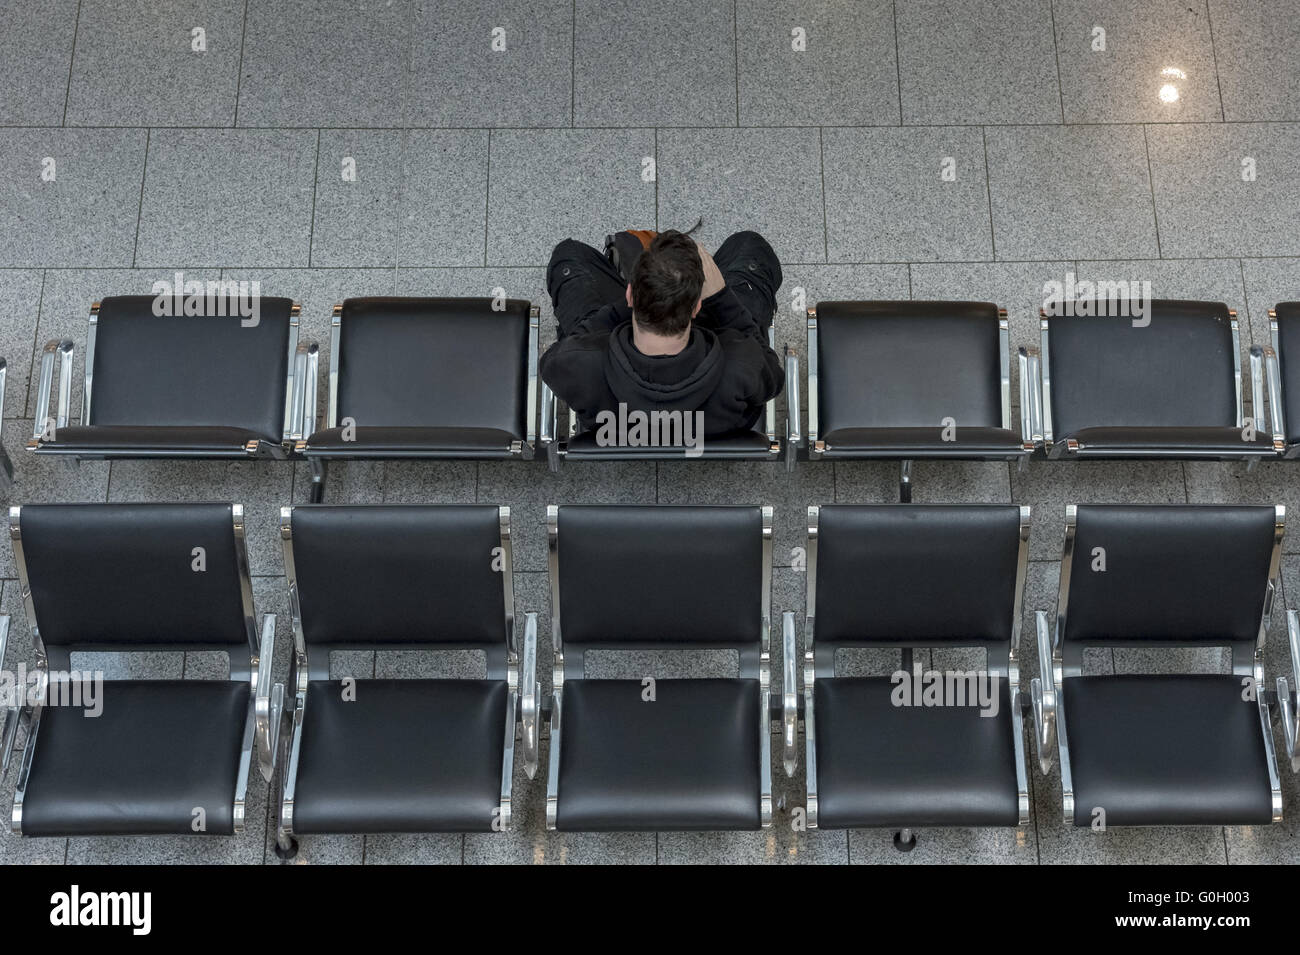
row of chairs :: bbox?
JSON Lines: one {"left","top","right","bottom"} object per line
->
{"left": 1, "top": 502, "right": 1296, "bottom": 850}
{"left": 8, "top": 297, "right": 1300, "bottom": 502}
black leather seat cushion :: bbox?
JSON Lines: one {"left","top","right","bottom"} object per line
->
{"left": 814, "top": 677, "right": 1019, "bottom": 828}
{"left": 335, "top": 297, "right": 530, "bottom": 439}
{"left": 565, "top": 428, "right": 772, "bottom": 458}
{"left": 816, "top": 301, "right": 1005, "bottom": 437}
{"left": 292, "top": 679, "right": 507, "bottom": 833}
{"left": 1047, "top": 302, "right": 1239, "bottom": 440}
{"left": 303, "top": 425, "right": 518, "bottom": 458}
{"left": 819, "top": 425, "right": 1024, "bottom": 458}
{"left": 556, "top": 679, "right": 761, "bottom": 831}
{"left": 21, "top": 681, "right": 250, "bottom": 836}
{"left": 1063, "top": 675, "right": 1273, "bottom": 826}
{"left": 89, "top": 295, "right": 292, "bottom": 442}
{"left": 34, "top": 424, "right": 271, "bottom": 455}
{"left": 1270, "top": 302, "right": 1300, "bottom": 446}
{"left": 1062, "top": 425, "right": 1274, "bottom": 456}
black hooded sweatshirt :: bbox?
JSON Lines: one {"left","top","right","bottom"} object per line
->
{"left": 540, "top": 285, "right": 784, "bottom": 437}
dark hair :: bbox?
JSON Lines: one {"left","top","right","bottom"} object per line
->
{"left": 629, "top": 230, "right": 704, "bottom": 336}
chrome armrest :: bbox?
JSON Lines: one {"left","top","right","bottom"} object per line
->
{"left": 296, "top": 342, "right": 319, "bottom": 444}
{"left": 0, "top": 616, "right": 17, "bottom": 773}
{"left": 526, "top": 307, "right": 539, "bottom": 452}
{"left": 1249, "top": 346, "right": 1266, "bottom": 437}
{"left": 1017, "top": 346, "right": 1043, "bottom": 450}
{"left": 254, "top": 614, "right": 285, "bottom": 783}
{"left": 1275, "top": 610, "right": 1300, "bottom": 772}
{"left": 540, "top": 380, "right": 556, "bottom": 446}
{"left": 519, "top": 611, "right": 540, "bottom": 779}
{"left": 781, "top": 611, "right": 798, "bottom": 776}
{"left": 288, "top": 343, "right": 306, "bottom": 441}
{"left": 541, "top": 381, "right": 562, "bottom": 471}
{"left": 32, "top": 339, "right": 74, "bottom": 440}
{"left": 765, "top": 326, "right": 777, "bottom": 443}
{"left": 0, "top": 359, "right": 12, "bottom": 489}
{"left": 784, "top": 347, "right": 801, "bottom": 473}
{"left": 1264, "top": 345, "right": 1287, "bottom": 450}
{"left": 1029, "top": 610, "right": 1057, "bottom": 774}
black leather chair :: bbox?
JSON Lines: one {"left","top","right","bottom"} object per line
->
{"left": 545, "top": 504, "right": 773, "bottom": 830}
{"left": 1257, "top": 303, "right": 1300, "bottom": 458}
{"left": 297, "top": 297, "right": 539, "bottom": 501}
{"left": 273, "top": 504, "right": 538, "bottom": 853}
{"left": 789, "top": 505, "right": 1031, "bottom": 837}
{"left": 27, "top": 295, "right": 303, "bottom": 460}
{"left": 0, "top": 357, "right": 13, "bottom": 492}
{"left": 803, "top": 302, "right": 1034, "bottom": 500}
{"left": 7, "top": 503, "right": 279, "bottom": 836}
{"left": 1030, "top": 504, "right": 1286, "bottom": 827}
{"left": 1033, "top": 300, "right": 1275, "bottom": 461}
{"left": 540, "top": 328, "right": 793, "bottom": 469}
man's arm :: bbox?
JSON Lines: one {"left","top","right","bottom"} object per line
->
{"left": 539, "top": 333, "right": 612, "bottom": 425}
{"left": 564, "top": 301, "right": 630, "bottom": 339}
{"left": 693, "top": 243, "right": 769, "bottom": 341}
{"left": 697, "top": 286, "right": 768, "bottom": 339}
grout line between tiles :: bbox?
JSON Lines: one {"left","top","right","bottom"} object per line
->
{"left": 60, "top": 0, "right": 84, "bottom": 127}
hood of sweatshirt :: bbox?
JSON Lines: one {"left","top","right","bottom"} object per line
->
{"left": 602, "top": 321, "right": 726, "bottom": 411}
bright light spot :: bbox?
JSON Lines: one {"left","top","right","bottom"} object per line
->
{"left": 1159, "top": 83, "right": 1180, "bottom": 103}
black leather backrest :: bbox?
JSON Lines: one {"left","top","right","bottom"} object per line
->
{"left": 336, "top": 297, "right": 530, "bottom": 437}
{"left": 1274, "top": 302, "right": 1300, "bottom": 445}
{"left": 557, "top": 505, "right": 763, "bottom": 647}
{"left": 18, "top": 503, "right": 249, "bottom": 647}
{"left": 1047, "top": 300, "right": 1237, "bottom": 437}
{"left": 90, "top": 295, "right": 293, "bottom": 442}
{"left": 816, "top": 301, "right": 1003, "bottom": 435}
{"left": 1063, "top": 505, "right": 1277, "bottom": 645}
{"left": 289, "top": 505, "right": 507, "bottom": 647}
{"left": 814, "top": 505, "right": 1022, "bottom": 645}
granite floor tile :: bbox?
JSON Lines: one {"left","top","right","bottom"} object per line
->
{"left": 822, "top": 126, "right": 993, "bottom": 263}
{"left": 572, "top": 0, "right": 736, "bottom": 127}
{"left": 895, "top": 0, "right": 1062, "bottom": 125}
{"left": 0, "top": 129, "right": 148, "bottom": 268}
{"left": 65, "top": 0, "right": 243, "bottom": 127}
{"left": 1208, "top": 0, "right": 1300, "bottom": 122}
{"left": 657, "top": 128, "right": 826, "bottom": 265}
{"left": 0, "top": 0, "right": 79, "bottom": 126}
{"left": 136, "top": 129, "right": 318, "bottom": 268}
{"left": 1052, "top": 0, "right": 1221, "bottom": 124}
{"left": 237, "top": 0, "right": 410, "bottom": 128}
{"left": 406, "top": 0, "right": 572, "bottom": 128}
{"left": 736, "top": 0, "right": 899, "bottom": 127}
{"left": 1147, "top": 123, "right": 1300, "bottom": 258}
{"left": 985, "top": 124, "right": 1159, "bottom": 261}
{"left": 485, "top": 129, "right": 656, "bottom": 267}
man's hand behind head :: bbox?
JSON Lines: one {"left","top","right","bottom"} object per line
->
{"left": 697, "top": 242, "right": 725, "bottom": 299}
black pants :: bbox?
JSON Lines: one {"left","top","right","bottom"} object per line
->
{"left": 546, "top": 230, "right": 783, "bottom": 338}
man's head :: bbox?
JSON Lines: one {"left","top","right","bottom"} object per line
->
{"left": 626, "top": 230, "right": 704, "bottom": 349}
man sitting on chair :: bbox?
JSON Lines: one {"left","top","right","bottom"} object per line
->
{"left": 540, "top": 229, "right": 784, "bottom": 452}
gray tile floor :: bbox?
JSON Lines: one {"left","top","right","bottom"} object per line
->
{"left": 0, "top": 0, "right": 1298, "bottom": 865}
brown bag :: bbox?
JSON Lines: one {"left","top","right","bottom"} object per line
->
{"left": 604, "top": 229, "right": 657, "bottom": 282}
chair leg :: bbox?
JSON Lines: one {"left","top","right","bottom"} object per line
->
{"left": 274, "top": 830, "right": 299, "bottom": 860}
{"left": 309, "top": 458, "right": 327, "bottom": 504}
{"left": 893, "top": 828, "right": 917, "bottom": 852}
{"left": 899, "top": 460, "right": 912, "bottom": 503}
